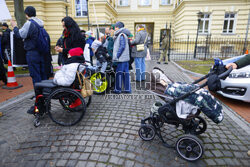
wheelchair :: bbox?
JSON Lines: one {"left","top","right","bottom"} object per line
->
{"left": 32, "top": 65, "right": 92, "bottom": 127}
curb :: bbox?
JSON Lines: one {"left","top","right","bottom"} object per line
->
{"left": 172, "top": 60, "right": 250, "bottom": 135}
{"left": 0, "top": 90, "right": 34, "bottom": 112}
{"left": 16, "top": 74, "right": 30, "bottom": 77}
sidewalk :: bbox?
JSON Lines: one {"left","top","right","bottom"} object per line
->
{"left": 0, "top": 60, "right": 249, "bottom": 167}
{"left": 0, "top": 76, "right": 33, "bottom": 103}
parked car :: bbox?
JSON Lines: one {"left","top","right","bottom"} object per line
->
{"left": 217, "top": 55, "right": 250, "bottom": 102}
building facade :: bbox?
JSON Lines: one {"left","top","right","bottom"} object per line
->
{"left": 5, "top": 0, "right": 250, "bottom": 49}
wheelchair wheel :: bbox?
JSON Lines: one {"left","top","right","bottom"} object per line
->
{"left": 138, "top": 124, "right": 156, "bottom": 141}
{"left": 47, "top": 88, "right": 86, "bottom": 126}
{"left": 175, "top": 134, "right": 204, "bottom": 161}
{"left": 90, "top": 72, "right": 110, "bottom": 94}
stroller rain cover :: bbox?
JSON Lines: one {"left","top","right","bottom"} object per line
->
{"left": 165, "top": 82, "right": 224, "bottom": 124}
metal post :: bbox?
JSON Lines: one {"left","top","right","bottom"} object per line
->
{"left": 194, "top": 19, "right": 201, "bottom": 59}
{"left": 243, "top": 10, "right": 250, "bottom": 54}
{"left": 87, "top": 0, "right": 90, "bottom": 30}
{"left": 186, "top": 33, "right": 189, "bottom": 60}
{"left": 204, "top": 34, "right": 209, "bottom": 60}
{"left": 167, "top": 23, "right": 171, "bottom": 62}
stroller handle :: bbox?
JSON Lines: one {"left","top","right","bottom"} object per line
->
{"left": 218, "top": 66, "right": 233, "bottom": 79}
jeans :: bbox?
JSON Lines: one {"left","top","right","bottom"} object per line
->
{"left": 114, "top": 61, "right": 131, "bottom": 93}
{"left": 26, "top": 50, "right": 46, "bottom": 87}
{"left": 134, "top": 57, "right": 145, "bottom": 81}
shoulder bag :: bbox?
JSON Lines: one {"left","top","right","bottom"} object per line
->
{"left": 136, "top": 33, "right": 148, "bottom": 52}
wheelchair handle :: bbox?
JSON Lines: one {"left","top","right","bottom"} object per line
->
{"left": 218, "top": 66, "right": 233, "bottom": 79}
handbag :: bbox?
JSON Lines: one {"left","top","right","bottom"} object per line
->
{"left": 77, "top": 72, "right": 93, "bottom": 97}
{"left": 136, "top": 33, "right": 148, "bottom": 52}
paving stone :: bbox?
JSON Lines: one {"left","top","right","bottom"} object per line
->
{"left": 76, "top": 161, "right": 87, "bottom": 167}
{"left": 66, "top": 160, "right": 77, "bottom": 167}
{"left": 98, "top": 155, "right": 109, "bottom": 162}
{"left": 205, "top": 159, "right": 216, "bottom": 166}
{"left": 78, "top": 153, "right": 89, "bottom": 161}
{"left": 70, "top": 153, "right": 80, "bottom": 159}
{"left": 125, "top": 160, "right": 135, "bottom": 167}
{"left": 56, "top": 160, "right": 67, "bottom": 167}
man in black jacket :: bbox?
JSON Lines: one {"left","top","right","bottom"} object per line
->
{"left": 1, "top": 23, "right": 11, "bottom": 64}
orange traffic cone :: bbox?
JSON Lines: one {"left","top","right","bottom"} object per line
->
{"left": 2, "top": 60, "right": 23, "bottom": 90}
{"left": 245, "top": 49, "right": 249, "bottom": 54}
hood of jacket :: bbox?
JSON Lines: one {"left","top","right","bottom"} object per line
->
{"left": 114, "top": 28, "right": 131, "bottom": 38}
{"left": 30, "top": 17, "right": 44, "bottom": 27}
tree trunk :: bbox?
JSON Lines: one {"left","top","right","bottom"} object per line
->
{"left": 14, "top": 0, "right": 26, "bottom": 28}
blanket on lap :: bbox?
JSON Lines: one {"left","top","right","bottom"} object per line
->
{"left": 165, "top": 82, "right": 224, "bottom": 124}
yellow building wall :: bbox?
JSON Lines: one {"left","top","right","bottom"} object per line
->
{"left": 174, "top": 0, "right": 250, "bottom": 39}
{"left": 116, "top": 1, "right": 175, "bottom": 43}
{"left": 5, "top": 0, "right": 250, "bottom": 48}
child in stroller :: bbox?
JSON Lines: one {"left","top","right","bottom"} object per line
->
{"left": 139, "top": 65, "right": 232, "bottom": 161}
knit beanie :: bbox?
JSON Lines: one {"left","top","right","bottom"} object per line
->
{"left": 114, "top": 21, "right": 124, "bottom": 29}
{"left": 24, "top": 6, "right": 36, "bottom": 17}
{"left": 91, "top": 40, "right": 102, "bottom": 53}
{"left": 2, "top": 23, "right": 8, "bottom": 28}
{"left": 110, "top": 24, "right": 115, "bottom": 30}
{"left": 69, "top": 47, "right": 83, "bottom": 57}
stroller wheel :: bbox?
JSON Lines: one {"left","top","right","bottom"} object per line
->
{"left": 138, "top": 124, "right": 156, "bottom": 141}
{"left": 34, "top": 119, "right": 40, "bottom": 127}
{"left": 192, "top": 116, "right": 207, "bottom": 135}
{"left": 175, "top": 134, "right": 204, "bottom": 161}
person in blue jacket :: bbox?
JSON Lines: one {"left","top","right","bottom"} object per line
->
{"left": 11, "top": 6, "right": 46, "bottom": 86}
{"left": 11, "top": 6, "right": 47, "bottom": 114}
{"left": 112, "top": 21, "right": 131, "bottom": 94}
{"left": 85, "top": 31, "right": 95, "bottom": 65}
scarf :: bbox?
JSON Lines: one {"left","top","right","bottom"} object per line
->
{"left": 137, "top": 28, "right": 145, "bottom": 32}
{"left": 64, "top": 56, "right": 85, "bottom": 65}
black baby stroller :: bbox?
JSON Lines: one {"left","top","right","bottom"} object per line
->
{"left": 138, "top": 65, "right": 232, "bottom": 161}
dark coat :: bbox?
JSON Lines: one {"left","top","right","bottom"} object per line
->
{"left": 0, "top": 55, "right": 7, "bottom": 84}
{"left": 235, "top": 54, "right": 250, "bottom": 69}
{"left": 1, "top": 28, "right": 11, "bottom": 50}
{"left": 95, "top": 45, "right": 108, "bottom": 63}
{"left": 62, "top": 34, "right": 86, "bottom": 61}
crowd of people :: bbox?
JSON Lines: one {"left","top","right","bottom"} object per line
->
{"left": 0, "top": 5, "right": 151, "bottom": 113}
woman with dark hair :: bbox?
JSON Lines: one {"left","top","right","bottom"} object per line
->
{"left": 55, "top": 16, "right": 86, "bottom": 60}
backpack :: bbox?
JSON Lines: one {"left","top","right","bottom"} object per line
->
{"left": 30, "top": 19, "right": 49, "bottom": 54}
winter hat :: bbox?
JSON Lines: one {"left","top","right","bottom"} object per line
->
{"left": 69, "top": 47, "right": 83, "bottom": 57}
{"left": 114, "top": 21, "right": 124, "bottom": 29}
{"left": 24, "top": 6, "right": 36, "bottom": 17}
{"left": 110, "top": 24, "right": 115, "bottom": 30}
{"left": 128, "top": 34, "right": 133, "bottom": 38}
{"left": 2, "top": 23, "right": 8, "bottom": 28}
{"left": 91, "top": 40, "right": 102, "bottom": 52}
{"left": 86, "top": 31, "right": 92, "bottom": 36}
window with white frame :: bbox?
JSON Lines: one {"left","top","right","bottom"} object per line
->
{"left": 161, "top": 0, "right": 171, "bottom": 5}
{"left": 118, "top": 0, "right": 129, "bottom": 6}
{"left": 139, "top": 0, "right": 151, "bottom": 6}
{"left": 223, "top": 13, "right": 236, "bottom": 34}
{"left": 75, "top": 0, "right": 87, "bottom": 17}
{"left": 198, "top": 13, "right": 210, "bottom": 34}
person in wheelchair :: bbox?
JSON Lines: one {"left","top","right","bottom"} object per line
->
{"left": 90, "top": 34, "right": 109, "bottom": 77}
{"left": 27, "top": 47, "right": 85, "bottom": 114}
